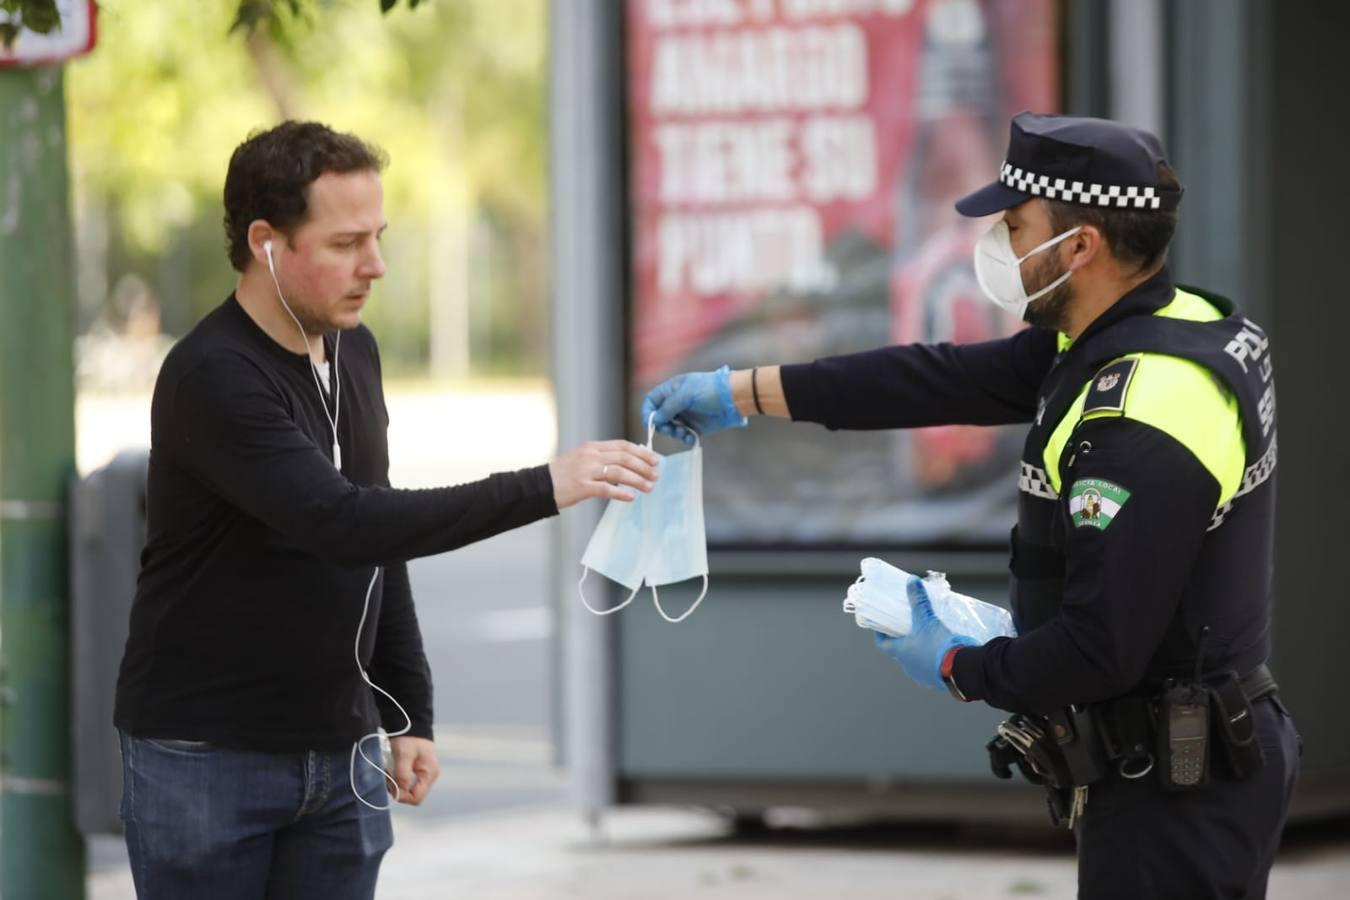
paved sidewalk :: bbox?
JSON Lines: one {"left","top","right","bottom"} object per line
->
{"left": 377, "top": 807, "right": 1081, "bottom": 900}
{"left": 89, "top": 799, "right": 1350, "bottom": 900}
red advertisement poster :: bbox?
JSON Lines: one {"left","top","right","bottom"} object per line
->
{"left": 627, "top": 0, "right": 1059, "bottom": 545}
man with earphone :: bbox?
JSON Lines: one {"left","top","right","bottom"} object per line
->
{"left": 112, "top": 121, "right": 660, "bottom": 900}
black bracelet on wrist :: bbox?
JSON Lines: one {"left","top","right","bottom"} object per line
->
{"left": 751, "top": 367, "right": 765, "bottom": 415}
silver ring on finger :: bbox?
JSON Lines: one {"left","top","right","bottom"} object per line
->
{"left": 601, "top": 464, "right": 612, "bottom": 484}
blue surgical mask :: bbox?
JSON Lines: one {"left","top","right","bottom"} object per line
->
{"left": 578, "top": 416, "right": 709, "bottom": 623}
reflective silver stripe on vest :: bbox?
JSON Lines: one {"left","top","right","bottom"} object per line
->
{"left": 1018, "top": 463, "right": 1058, "bottom": 500}
{"left": 1208, "top": 436, "right": 1278, "bottom": 531}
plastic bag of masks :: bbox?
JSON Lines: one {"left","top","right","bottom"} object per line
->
{"left": 843, "top": 557, "right": 1016, "bottom": 643}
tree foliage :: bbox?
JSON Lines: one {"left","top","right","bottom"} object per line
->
{"left": 64, "top": 0, "right": 548, "bottom": 374}
{"left": 230, "top": 0, "right": 425, "bottom": 35}
{"left": 1, "top": 0, "right": 424, "bottom": 49}
{"left": 68, "top": 0, "right": 546, "bottom": 243}
{"left": 0, "top": 0, "right": 60, "bottom": 47}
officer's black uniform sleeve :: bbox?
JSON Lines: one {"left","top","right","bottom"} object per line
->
{"left": 951, "top": 416, "right": 1221, "bottom": 714}
{"left": 778, "top": 327, "right": 1058, "bottom": 430}
{"left": 172, "top": 351, "right": 558, "bottom": 567}
{"left": 368, "top": 561, "right": 434, "bottom": 739}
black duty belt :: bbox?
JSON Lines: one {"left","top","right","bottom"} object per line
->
{"left": 1097, "top": 663, "right": 1278, "bottom": 771}
{"left": 987, "top": 663, "right": 1279, "bottom": 827}
{"left": 1238, "top": 663, "right": 1277, "bottom": 702}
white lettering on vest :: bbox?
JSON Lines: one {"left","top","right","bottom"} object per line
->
{"left": 1224, "top": 319, "right": 1270, "bottom": 375}
{"left": 1258, "top": 384, "right": 1276, "bottom": 438}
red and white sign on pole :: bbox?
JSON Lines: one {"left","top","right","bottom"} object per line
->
{"left": 0, "top": 0, "right": 97, "bottom": 68}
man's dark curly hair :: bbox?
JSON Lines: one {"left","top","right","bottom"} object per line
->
{"left": 223, "top": 121, "right": 388, "bottom": 272}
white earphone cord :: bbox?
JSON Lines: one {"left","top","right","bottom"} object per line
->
{"left": 351, "top": 566, "right": 413, "bottom": 811}
{"left": 265, "top": 244, "right": 342, "bottom": 466}
{"left": 265, "top": 246, "right": 408, "bottom": 810}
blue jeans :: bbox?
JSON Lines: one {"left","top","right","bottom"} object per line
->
{"left": 119, "top": 731, "right": 394, "bottom": 900}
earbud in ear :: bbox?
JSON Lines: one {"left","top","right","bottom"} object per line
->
{"left": 263, "top": 239, "right": 274, "bottom": 258}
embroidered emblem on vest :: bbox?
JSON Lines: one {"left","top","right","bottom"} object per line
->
{"left": 1070, "top": 478, "right": 1131, "bottom": 529}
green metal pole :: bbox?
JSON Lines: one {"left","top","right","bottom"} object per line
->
{"left": 0, "top": 64, "right": 86, "bottom": 899}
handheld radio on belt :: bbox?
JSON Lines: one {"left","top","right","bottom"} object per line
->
{"left": 1160, "top": 626, "right": 1212, "bottom": 790}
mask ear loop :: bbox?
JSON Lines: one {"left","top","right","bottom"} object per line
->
{"left": 1018, "top": 225, "right": 1083, "bottom": 305}
{"left": 842, "top": 576, "right": 865, "bottom": 613}
{"left": 577, "top": 568, "right": 641, "bottom": 616}
{"left": 1014, "top": 224, "right": 1083, "bottom": 265}
{"left": 654, "top": 413, "right": 698, "bottom": 449}
{"left": 650, "top": 574, "right": 708, "bottom": 624}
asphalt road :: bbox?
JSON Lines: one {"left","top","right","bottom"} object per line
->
{"left": 400, "top": 520, "right": 566, "bottom": 820}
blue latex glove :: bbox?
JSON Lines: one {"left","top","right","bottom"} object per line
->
{"left": 873, "top": 575, "right": 978, "bottom": 692}
{"left": 640, "top": 365, "right": 747, "bottom": 445}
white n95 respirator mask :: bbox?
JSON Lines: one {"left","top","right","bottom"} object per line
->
{"left": 577, "top": 415, "right": 709, "bottom": 623}
{"left": 843, "top": 558, "right": 919, "bottom": 637}
{"left": 972, "top": 220, "right": 1082, "bottom": 320}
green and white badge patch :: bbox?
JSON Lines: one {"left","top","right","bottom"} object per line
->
{"left": 1069, "top": 478, "right": 1131, "bottom": 530}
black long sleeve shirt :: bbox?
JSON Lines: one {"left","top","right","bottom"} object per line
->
{"left": 780, "top": 310, "right": 1232, "bottom": 714}
{"left": 114, "top": 295, "right": 558, "bottom": 751}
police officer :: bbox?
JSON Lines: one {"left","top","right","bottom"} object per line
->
{"left": 642, "top": 113, "right": 1300, "bottom": 899}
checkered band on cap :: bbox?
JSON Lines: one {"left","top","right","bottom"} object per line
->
{"left": 1000, "top": 162, "right": 1164, "bottom": 210}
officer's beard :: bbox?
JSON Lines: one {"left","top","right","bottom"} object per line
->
{"left": 1022, "top": 253, "right": 1074, "bottom": 332}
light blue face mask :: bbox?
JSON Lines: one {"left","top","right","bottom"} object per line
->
{"left": 577, "top": 415, "right": 709, "bottom": 623}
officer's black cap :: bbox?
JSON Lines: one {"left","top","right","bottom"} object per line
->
{"left": 955, "top": 112, "right": 1183, "bottom": 218}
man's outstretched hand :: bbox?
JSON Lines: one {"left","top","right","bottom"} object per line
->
{"left": 549, "top": 440, "right": 661, "bottom": 509}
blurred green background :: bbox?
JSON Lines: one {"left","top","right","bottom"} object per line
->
{"left": 66, "top": 0, "right": 549, "bottom": 387}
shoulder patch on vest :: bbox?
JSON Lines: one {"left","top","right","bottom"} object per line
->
{"left": 1083, "top": 358, "right": 1139, "bottom": 416}
{"left": 1069, "top": 478, "right": 1131, "bottom": 529}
